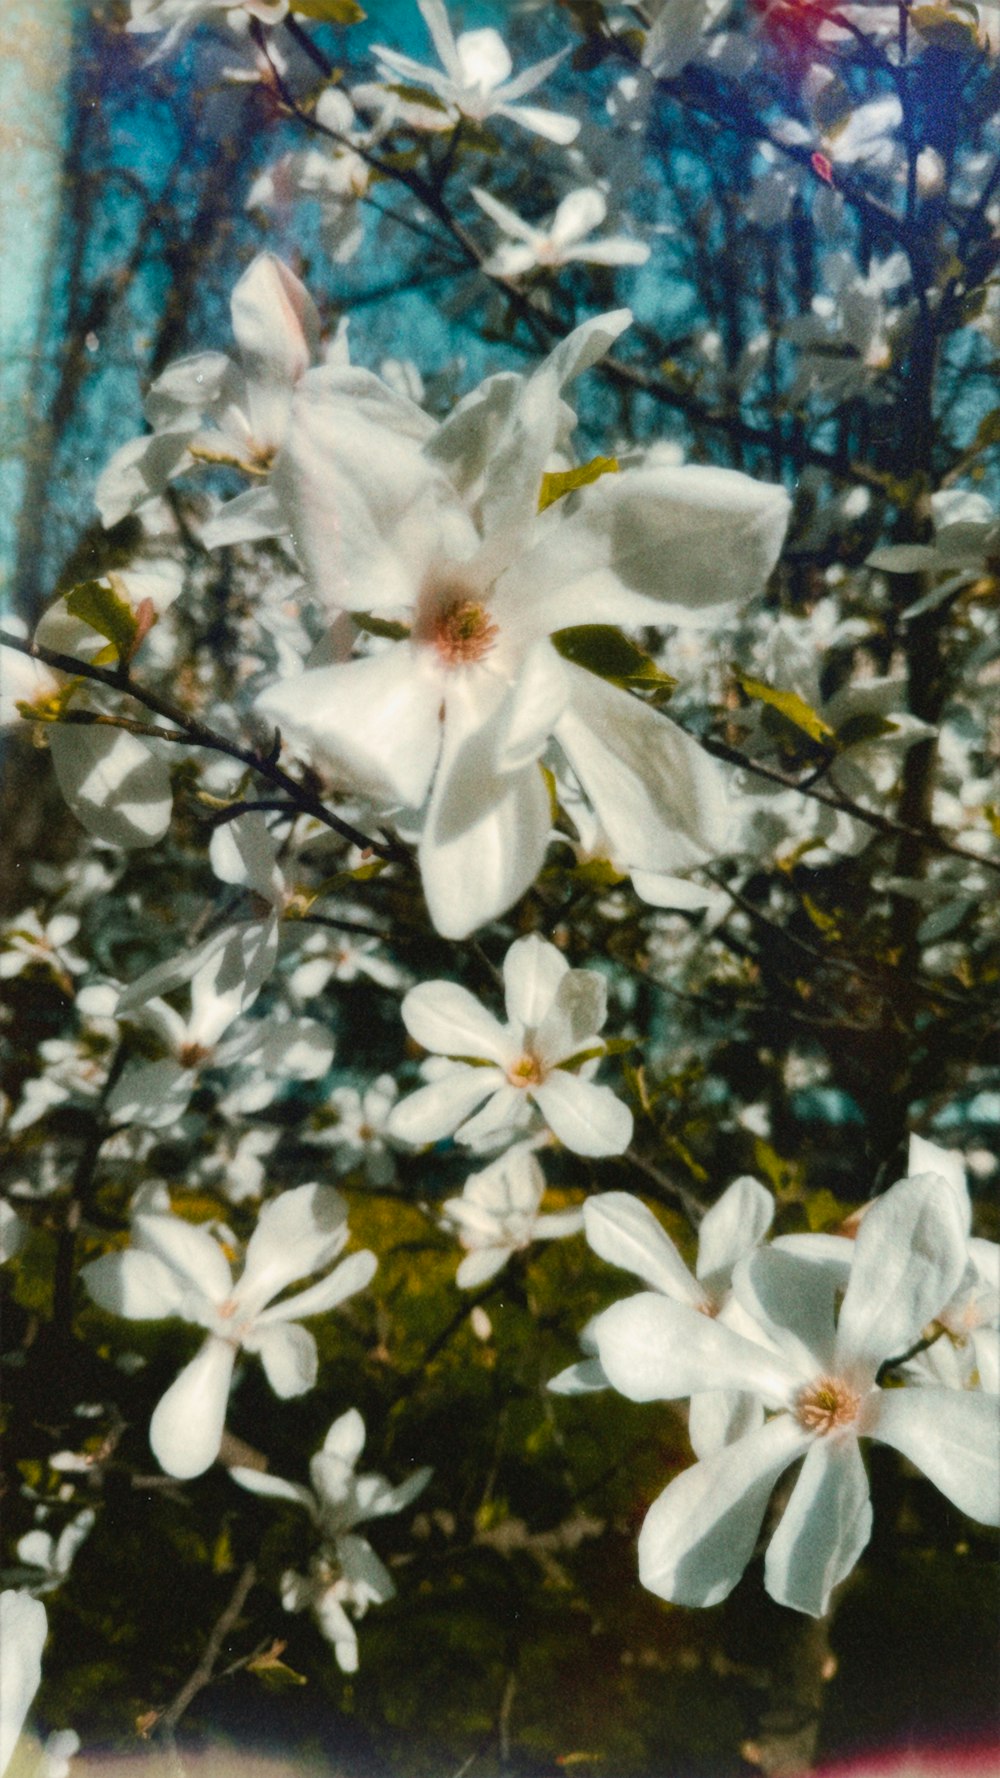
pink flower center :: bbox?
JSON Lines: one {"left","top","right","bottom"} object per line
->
{"left": 507, "top": 1052, "right": 544, "bottom": 1088}
{"left": 795, "top": 1375, "right": 861, "bottom": 1435}
{"left": 431, "top": 597, "right": 499, "bottom": 667}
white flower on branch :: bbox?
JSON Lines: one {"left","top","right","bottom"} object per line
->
{"left": 588, "top": 1170, "right": 1000, "bottom": 1616}
{"left": 902, "top": 1137, "right": 999, "bottom": 1394}
{"left": 8, "top": 1511, "right": 96, "bottom": 1599}
{"left": 551, "top": 1178, "right": 777, "bottom": 1457}
{"left": 96, "top": 254, "right": 320, "bottom": 544}
{"left": 443, "top": 1142, "right": 584, "bottom": 1288}
{"left": 81, "top": 1185, "right": 375, "bottom": 1478}
{"left": 231, "top": 1408, "right": 431, "bottom": 1672}
{"left": 304, "top": 1075, "right": 401, "bottom": 1187}
{"left": 126, "top": 0, "right": 287, "bottom": 58}
{"left": 367, "top": 0, "right": 580, "bottom": 143}
{"left": 472, "top": 186, "right": 650, "bottom": 278}
{"left": 387, "top": 933, "right": 633, "bottom": 1158}
{"left": 256, "top": 310, "right": 789, "bottom": 936}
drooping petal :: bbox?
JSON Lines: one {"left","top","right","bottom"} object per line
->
{"left": 696, "top": 1176, "right": 775, "bottom": 1293}
{"left": 533, "top": 1071, "right": 632, "bottom": 1157}
{"left": 387, "top": 1066, "right": 502, "bottom": 1146}
{"left": 149, "top": 1336, "right": 236, "bottom": 1479}
{"left": 313, "top": 1588, "right": 359, "bottom": 1672}
{"left": 869, "top": 1387, "right": 1000, "bottom": 1526}
{"left": 229, "top": 1467, "right": 317, "bottom": 1516}
{"left": 238, "top": 1182, "right": 348, "bottom": 1318}
{"left": 81, "top": 1249, "right": 190, "bottom": 1321}
{"left": 49, "top": 725, "right": 172, "bottom": 851}
{"left": 250, "top": 1321, "right": 318, "bottom": 1399}
{"left": 401, "top": 979, "right": 512, "bottom": 1063}
{"left": 583, "top": 1193, "right": 704, "bottom": 1307}
{"left": 555, "top": 667, "right": 731, "bottom": 873}
{"left": 257, "top": 651, "right": 443, "bottom": 809}
{"left": 502, "top": 932, "right": 568, "bottom": 1031}
{"left": 456, "top": 1246, "right": 511, "bottom": 1288}
{"left": 258, "top": 1248, "right": 377, "bottom": 1324}
{"left": 0, "top": 1590, "right": 47, "bottom": 1777}
{"left": 592, "top": 1291, "right": 798, "bottom": 1405}
{"left": 764, "top": 1435, "right": 873, "bottom": 1616}
{"left": 419, "top": 685, "right": 551, "bottom": 940}
{"left": 835, "top": 1172, "right": 969, "bottom": 1385}
{"left": 133, "top": 1213, "right": 233, "bottom": 1306}
{"left": 639, "top": 1416, "right": 811, "bottom": 1607}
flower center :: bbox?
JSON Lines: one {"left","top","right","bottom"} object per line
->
{"left": 431, "top": 598, "right": 499, "bottom": 668}
{"left": 507, "top": 1052, "right": 544, "bottom": 1088}
{"left": 794, "top": 1375, "right": 861, "bottom": 1435}
{"left": 178, "top": 1041, "right": 213, "bottom": 1070}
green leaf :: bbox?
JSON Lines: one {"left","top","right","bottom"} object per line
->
{"left": 736, "top": 672, "right": 835, "bottom": 745}
{"left": 352, "top": 611, "right": 411, "bottom": 641}
{"left": 910, "top": 4, "right": 980, "bottom": 50}
{"left": 538, "top": 455, "right": 619, "bottom": 512}
{"left": 385, "top": 81, "right": 451, "bottom": 113}
{"left": 65, "top": 579, "right": 140, "bottom": 664}
{"left": 552, "top": 625, "right": 677, "bottom": 694}
{"left": 835, "top": 712, "right": 899, "bottom": 749}
{"left": 291, "top": 0, "right": 365, "bottom": 20}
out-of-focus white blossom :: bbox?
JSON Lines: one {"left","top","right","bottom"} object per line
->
{"left": 472, "top": 186, "right": 649, "bottom": 278}
{"left": 443, "top": 1142, "right": 583, "bottom": 1287}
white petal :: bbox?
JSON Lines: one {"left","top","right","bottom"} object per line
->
{"left": 835, "top": 1172, "right": 969, "bottom": 1383}
{"left": 535, "top": 1209, "right": 586, "bottom": 1241}
{"left": 238, "top": 1182, "right": 348, "bottom": 1317}
{"left": 639, "top": 1416, "right": 811, "bottom": 1607}
{"left": 229, "top": 1467, "right": 316, "bottom": 1514}
{"left": 533, "top": 969, "right": 606, "bottom": 1066}
{"left": 502, "top": 933, "right": 568, "bottom": 1031}
{"left": 734, "top": 1247, "right": 839, "bottom": 1377}
{"left": 534, "top": 1071, "right": 632, "bottom": 1157}
{"left": 323, "top": 1407, "right": 366, "bottom": 1466}
{"left": 200, "top": 483, "right": 285, "bottom": 548}
{"left": 551, "top": 187, "right": 607, "bottom": 246}
{"left": 455, "top": 1083, "right": 532, "bottom": 1147}
{"left": 209, "top": 811, "right": 283, "bottom": 903}
{"left": 416, "top": 0, "right": 460, "bottom": 75}
{"left": 0, "top": 1590, "right": 47, "bottom": 1777}
{"left": 568, "top": 239, "right": 651, "bottom": 267}
{"left": 49, "top": 725, "right": 172, "bottom": 850}
{"left": 81, "top": 1249, "right": 189, "bottom": 1321}
{"left": 870, "top": 1387, "right": 1000, "bottom": 1525}
{"left": 456, "top": 1246, "right": 510, "bottom": 1288}
{"left": 150, "top": 1337, "right": 235, "bottom": 1479}
{"left": 387, "top": 1066, "right": 501, "bottom": 1146}
{"left": 257, "top": 652, "right": 442, "bottom": 809}
{"left": 471, "top": 185, "right": 537, "bottom": 243}
{"left": 455, "top": 26, "right": 511, "bottom": 90}
{"left": 592, "top": 1291, "right": 797, "bottom": 1405}
{"left": 696, "top": 1176, "right": 775, "bottom": 1293}
{"left": 906, "top": 1135, "right": 969, "bottom": 1228}
{"left": 133, "top": 1212, "right": 232, "bottom": 1304}
{"left": 95, "top": 429, "right": 195, "bottom": 527}
{"left": 251, "top": 1322, "right": 318, "bottom": 1398}
{"left": 401, "top": 980, "right": 511, "bottom": 1063}
{"left": 492, "top": 642, "right": 569, "bottom": 774}
{"left": 230, "top": 253, "right": 320, "bottom": 451}
{"left": 337, "top": 1531, "right": 396, "bottom": 1603}
{"left": 583, "top": 1193, "right": 704, "bottom": 1307}
{"left": 259, "top": 1248, "right": 377, "bottom": 1323}
{"left": 494, "top": 102, "right": 580, "bottom": 145}
{"left": 548, "top": 1357, "right": 610, "bottom": 1394}
{"left": 687, "top": 1388, "right": 764, "bottom": 1460}
{"left": 314, "top": 1590, "right": 359, "bottom": 1671}
{"left": 765, "top": 1435, "right": 872, "bottom": 1616}
{"left": 105, "top": 1058, "right": 194, "bottom": 1130}
{"left": 556, "top": 668, "right": 731, "bottom": 873}
{"left": 419, "top": 688, "right": 551, "bottom": 940}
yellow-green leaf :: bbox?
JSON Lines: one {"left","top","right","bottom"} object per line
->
{"left": 538, "top": 455, "right": 618, "bottom": 512}
{"left": 553, "top": 625, "right": 676, "bottom": 693}
{"left": 352, "top": 611, "right": 411, "bottom": 641}
{"left": 65, "top": 579, "right": 140, "bottom": 664}
{"left": 291, "top": 0, "right": 365, "bottom": 21}
{"left": 736, "top": 672, "right": 835, "bottom": 745}
{"left": 910, "top": 4, "right": 980, "bottom": 50}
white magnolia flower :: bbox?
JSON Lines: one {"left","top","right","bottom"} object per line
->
{"left": 905, "top": 1137, "right": 999, "bottom": 1393}
{"left": 126, "top": 0, "right": 287, "bottom": 58}
{"left": 473, "top": 186, "right": 649, "bottom": 278}
{"left": 0, "top": 911, "right": 85, "bottom": 986}
{"left": 551, "top": 1178, "right": 775, "bottom": 1457}
{"left": 443, "top": 1142, "right": 584, "bottom": 1288}
{"left": 369, "top": 0, "right": 579, "bottom": 143}
{"left": 868, "top": 488, "right": 1000, "bottom": 588}
{"left": 388, "top": 933, "right": 633, "bottom": 1158}
{"left": 0, "top": 1202, "right": 28, "bottom": 1265}
{"left": 247, "top": 89, "right": 382, "bottom": 267}
{"left": 96, "top": 254, "right": 319, "bottom": 543}
{"left": 0, "top": 1591, "right": 47, "bottom": 1778}
{"left": 231, "top": 1408, "right": 431, "bottom": 1672}
{"left": 589, "top": 1170, "right": 999, "bottom": 1615}
{"left": 257, "top": 311, "right": 789, "bottom": 935}
{"left": 305, "top": 1075, "right": 400, "bottom": 1187}
{"left": 10, "top": 1511, "right": 96, "bottom": 1598}
{"left": 82, "top": 1185, "right": 376, "bottom": 1478}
